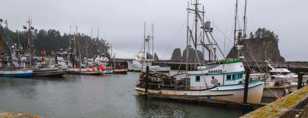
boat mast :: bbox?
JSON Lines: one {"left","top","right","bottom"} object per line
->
{"left": 24, "top": 18, "right": 34, "bottom": 68}
{"left": 194, "top": 0, "right": 199, "bottom": 50}
{"left": 234, "top": 0, "right": 239, "bottom": 49}
{"left": 151, "top": 24, "right": 154, "bottom": 60}
{"left": 143, "top": 22, "right": 147, "bottom": 61}
{"left": 243, "top": 0, "right": 248, "bottom": 37}
{"left": 186, "top": 1, "right": 190, "bottom": 72}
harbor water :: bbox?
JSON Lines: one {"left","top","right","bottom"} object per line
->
{"left": 0, "top": 72, "right": 242, "bottom": 118}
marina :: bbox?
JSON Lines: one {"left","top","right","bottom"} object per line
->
{"left": 0, "top": 0, "right": 307, "bottom": 118}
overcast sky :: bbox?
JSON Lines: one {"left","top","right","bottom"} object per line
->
{"left": 1, "top": 0, "right": 307, "bottom": 61}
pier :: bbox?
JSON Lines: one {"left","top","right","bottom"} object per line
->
{"left": 0, "top": 112, "right": 40, "bottom": 118}
{"left": 241, "top": 73, "right": 308, "bottom": 118}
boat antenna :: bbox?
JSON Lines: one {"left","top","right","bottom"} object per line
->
{"left": 151, "top": 24, "right": 154, "bottom": 61}
{"left": 186, "top": 1, "right": 190, "bottom": 72}
{"left": 194, "top": 0, "right": 199, "bottom": 49}
{"left": 243, "top": 0, "right": 248, "bottom": 37}
{"left": 143, "top": 22, "right": 147, "bottom": 61}
{"left": 24, "top": 18, "right": 34, "bottom": 68}
{"left": 234, "top": 0, "right": 239, "bottom": 48}
{"left": 97, "top": 27, "right": 100, "bottom": 40}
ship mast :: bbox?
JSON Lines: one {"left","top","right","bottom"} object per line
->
{"left": 243, "top": 0, "right": 248, "bottom": 37}
{"left": 23, "top": 18, "right": 34, "bottom": 68}
{"left": 234, "top": 0, "right": 239, "bottom": 48}
{"left": 234, "top": 0, "right": 249, "bottom": 58}
{"left": 187, "top": 0, "right": 225, "bottom": 63}
{"left": 193, "top": 0, "right": 199, "bottom": 49}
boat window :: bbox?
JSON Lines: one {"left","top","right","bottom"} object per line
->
{"left": 226, "top": 75, "right": 231, "bottom": 80}
{"left": 232, "top": 74, "right": 236, "bottom": 80}
{"left": 238, "top": 74, "right": 243, "bottom": 79}
{"left": 196, "top": 76, "right": 200, "bottom": 82}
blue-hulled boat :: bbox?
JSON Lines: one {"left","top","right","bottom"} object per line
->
{"left": 0, "top": 69, "right": 33, "bottom": 78}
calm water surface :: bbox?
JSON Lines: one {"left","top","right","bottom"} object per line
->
{"left": 0, "top": 72, "right": 242, "bottom": 118}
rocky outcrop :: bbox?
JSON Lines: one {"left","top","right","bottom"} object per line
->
{"left": 183, "top": 46, "right": 204, "bottom": 63}
{"left": 170, "top": 46, "right": 204, "bottom": 63}
{"left": 154, "top": 53, "right": 159, "bottom": 61}
{"left": 227, "top": 28, "right": 285, "bottom": 63}
{"left": 170, "top": 48, "right": 182, "bottom": 61}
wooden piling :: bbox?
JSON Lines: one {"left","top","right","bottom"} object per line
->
{"left": 243, "top": 70, "right": 250, "bottom": 104}
{"left": 145, "top": 66, "right": 149, "bottom": 95}
{"left": 298, "top": 72, "right": 303, "bottom": 89}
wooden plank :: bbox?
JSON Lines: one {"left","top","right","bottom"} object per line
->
{"left": 241, "top": 86, "right": 308, "bottom": 118}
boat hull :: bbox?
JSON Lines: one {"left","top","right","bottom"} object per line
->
{"left": 67, "top": 70, "right": 103, "bottom": 75}
{"left": 0, "top": 70, "right": 33, "bottom": 78}
{"left": 113, "top": 69, "right": 128, "bottom": 74}
{"left": 136, "top": 81, "right": 264, "bottom": 104}
{"left": 33, "top": 69, "right": 66, "bottom": 78}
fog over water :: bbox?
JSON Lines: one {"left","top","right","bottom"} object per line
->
{"left": 1, "top": 0, "right": 307, "bottom": 61}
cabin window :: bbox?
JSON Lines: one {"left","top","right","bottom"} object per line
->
{"left": 238, "top": 74, "right": 243, "bottom": 79}
{"left": 232, "top": 74, "right": 236, "bottom": 80}
{"left": 196, "top": 76, "right": 200, "bottom": 82}
{"left": 226, "top": 75, "right": 232, "bottom": 80}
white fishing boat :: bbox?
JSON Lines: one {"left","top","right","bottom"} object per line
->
{"left": 128, "top": 59, "right": 170, "bottom": 73}
{"left": 128, "top": 24, "right": 171, "bottom": 73}
{"left": 268, "top": 62, "right": 298, "bottom": 86}
{"left": 136, "top": 59, "right": 264, "bottom": 104}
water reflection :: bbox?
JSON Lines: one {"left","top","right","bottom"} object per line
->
{"left": 136, "top": 97, "right": 186, "bottom": 118}
{"left": 0, "top": 73, "right": 241, "bottom": 118}
{"left": 135, "top": 96, "right": 242, "bottom": 118}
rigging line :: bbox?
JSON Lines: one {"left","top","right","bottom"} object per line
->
{"left": 209, "top": 33, "right": 226, "bottom": 58}
{"left": 204, "top": 32, "right": 213, "bottom": 60}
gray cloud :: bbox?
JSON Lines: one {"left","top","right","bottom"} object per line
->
{"left": 0, "top": 0, "right": 307, "bottom": 60}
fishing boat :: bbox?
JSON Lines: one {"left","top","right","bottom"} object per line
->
{"left": 67, "top": 68, "right": 103, "bottom": 75}
{"left": 128, "top": 24, "right": 171, "bottom": 73}
{"left": 103, "top": 64, "right": 113, "bottom": 74}
{"left": 252, "top": 61, "right": 299, "bottom": 98}
{"left": 113, "top": 69, "right": 128, "bottom": 74}
{"left": 128, "top": 57, "right": 170, "bottom": 73}
{"left": 33, "top": 68, "right": 66, "bottom": 78}
{"left": 0, "top": 69, "right": 33, "bottom": 78}
{"left": 136, "top": 59, "right": 264, "bottom": 104}
{"left": 0, "top": 20, "right": 33, "bottom": 78}
{"left": 136, "top": 0, "right": 264, "bottom": 104}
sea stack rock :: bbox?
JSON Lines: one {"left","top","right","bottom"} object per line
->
{"left": 170, "top": 48, "right": 182, "bottom": 61}
{"left": 170, "top": 46, "right": 204, "bottom": 63}
{"left": 227, "top": 28, "right": 285, "bottom": 63}
{"left": 183, "top": 45, "right": 204, "bottom": 63}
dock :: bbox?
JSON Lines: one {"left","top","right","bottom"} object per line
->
{"left": 241, "top": 85, "right": 308, "bottom": 118}
{"left": 0, "top": 112, "right": 40, "bottom": 118}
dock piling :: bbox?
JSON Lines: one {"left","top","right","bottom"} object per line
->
{"left": 145, "top": 66, "right": 149, "bottom": 96}
{"left": 243, "top": 70, "right": 250, "bottom": 104}
{"left": 298, "top": 72, "right": 304, "bottom": 89}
